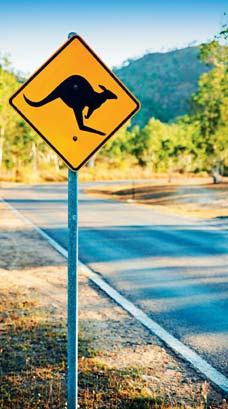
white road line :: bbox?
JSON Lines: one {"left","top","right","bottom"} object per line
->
{"left": 2, "top": 198, "right": 228, "bottom": 395}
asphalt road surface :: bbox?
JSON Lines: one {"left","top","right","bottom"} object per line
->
{"left": 1, "top": 182, "right": 228, "bottom": 377}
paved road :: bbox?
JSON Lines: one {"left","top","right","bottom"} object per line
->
{"left": 1, "top": 183, "right": 228, "bottom": 376}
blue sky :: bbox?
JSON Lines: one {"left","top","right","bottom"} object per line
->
{"left": 0, "top": 0, "right": 227, "bottom": 75}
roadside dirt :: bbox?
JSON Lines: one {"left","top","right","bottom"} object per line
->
{"left": 0, "top": 201, "right": 227, "bottom": 408}
{"left": 0, "top": 202, "right": 67, "bottom": 314}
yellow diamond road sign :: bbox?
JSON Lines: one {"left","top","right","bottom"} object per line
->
{"left": 10, "top": 35, "right": 140, "bottom": 171}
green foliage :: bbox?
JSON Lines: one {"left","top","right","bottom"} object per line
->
{"left": 0, "top": 26, "right": 227, "bottom": 179}
{"left": 0, "top": 57, "right": 20, "bottom": 169}
{"left": 192, "top": 26, "right": 228, "bottom": 171}
{"left": 97, "top": 116, "right": 201, "bottom": 173}
{"left": 103, "top": 27, "right": 228, "bottom": 176}
{"left": 0, "top": 57, "right": 64, "bottom": 177}
{"left": 98, "top": 122, "right": 136, "bottom": 168}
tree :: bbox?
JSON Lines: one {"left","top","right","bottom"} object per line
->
{"left": 192, "top": 26, "right": 228, "bottom": 178}
{"left": 98, "top": 122, "right": 135, "bottom": 167}
{"left": 0, "top": 57, "right": 19, "bottom": 168}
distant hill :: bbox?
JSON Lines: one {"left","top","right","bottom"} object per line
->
{"left": 114, "top": 47, "right": 210, "bottom": 127}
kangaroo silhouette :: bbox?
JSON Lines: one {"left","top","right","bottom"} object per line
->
{"left": 24, "top": 75, "right": 117, "bottom": 136}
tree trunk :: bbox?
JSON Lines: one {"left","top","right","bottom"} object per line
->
{"left": 212, "top": 165, "right": 222, "bottom": 184}
{"left": 31, "top": 142, "right": 37, "bottom": 172}
{"left": 87, "top": 155, "right": 96, "bottom": 168}
{"left": 52, "top": 152, "right": 60, "bottom": 172}
{"left": 0, "top": 127, "right": 5, "bottom": 169}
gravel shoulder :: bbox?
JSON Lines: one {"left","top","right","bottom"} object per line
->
{"left": 0, "top": 201, "right": 226, "bottom": 408}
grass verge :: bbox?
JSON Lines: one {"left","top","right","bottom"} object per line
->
{"left": 0, "top": 287, "right": 67, "bottom": 408}
{"left": 1, "top": 286, "right": 220, "bottom": 408}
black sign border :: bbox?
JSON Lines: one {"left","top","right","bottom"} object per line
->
{"left": 9, "top": 35, "right": 140, "bottom": 171}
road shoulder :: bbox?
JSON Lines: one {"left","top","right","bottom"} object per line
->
{"left": 0, "top": 202, "right": 226, "bottom": 408}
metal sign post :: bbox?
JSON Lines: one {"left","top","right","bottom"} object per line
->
{"left": 68, "top": 168, "right": 78, "bottom": 408}
{"left": 67, "top": 31, "right": 78, "bottom": 409}
{"left": 9, "top": 31, "right": 140, "bottom": 409}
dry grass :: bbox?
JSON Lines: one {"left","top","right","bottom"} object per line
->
{"left": 0, "top": 288, "right": 213, "bottom": 409}
{"left": 1, "top": 287, "right": 226, "bottom": 408}
{"left": 0, "top": 165, "right": 212, "bottom": 184}
{"left": 0, "top": 288, "right": 67, "bottom": 408}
